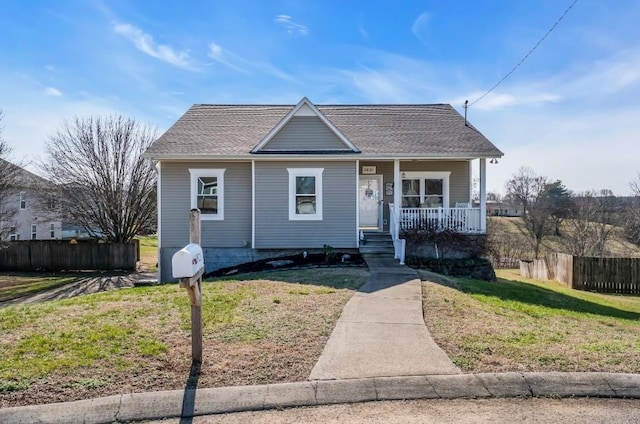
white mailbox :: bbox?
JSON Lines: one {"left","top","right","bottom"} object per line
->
{"left": 172, "top": 243, "right": 204, "bottom": 279}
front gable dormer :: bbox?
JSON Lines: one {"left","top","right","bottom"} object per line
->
{"left": 251, "top": 97, "right": 360, "bottom": 154}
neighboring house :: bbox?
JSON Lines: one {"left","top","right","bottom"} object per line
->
{"left": 475, "top": 200, "right": 523, "bottom": 217}
{"left": 0, "top": 159, "right": 62, "bottom": 241}
{"left": 145, "top": 97, "right": 503, "bottom": 282}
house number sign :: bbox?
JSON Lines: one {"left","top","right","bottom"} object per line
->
{"left": 362, "top": 166, "right": 376, "bottom": 174}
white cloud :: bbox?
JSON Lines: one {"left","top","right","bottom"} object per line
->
{"left": 207, "top": 42, "right": 249, "bottom": 74}
{"left": 412, "top": 12, "right": 431, "bottom": 46}
{"left": 207, "top": 42, "right": 294, "bottom": 81}
{"left": 358, "top": 23, "right": 370, "bottom": 43}
{"left": 274, "top": 15, "right": 309, "bottom": 36}
{"left": 113, "top": 22, "right": 196, "bottom": 71}
{"left": 44, "top": 87, "right": 63, "bottom": 97}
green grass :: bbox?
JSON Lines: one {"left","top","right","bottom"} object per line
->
{"left": 136, "top": 235, "right": 158, "bottom": 270}
{"left": 0, "top": 285, "right": 184, "bottom": 383}
{"left": 460, "top": 270, "right": 640, "bottom": 320}
{"left": 0, "top": 275, "right": 79, "bottom": 302}
{"left": 422, "top": 269, "right": 640, "bottom": 373}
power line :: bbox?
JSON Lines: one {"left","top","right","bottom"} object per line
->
{"left": 468, "top": 0, "right": 579, "bottom": 107}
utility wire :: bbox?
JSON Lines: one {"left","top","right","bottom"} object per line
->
{"left": 468, "top": 0, "right": 579, "bottom": 107}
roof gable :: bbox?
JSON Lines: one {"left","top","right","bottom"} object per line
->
{"left": 251, "top": 97, "right": 360, "bottom": 154}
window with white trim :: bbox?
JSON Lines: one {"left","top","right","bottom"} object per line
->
{"left": 401, "top": 172, "right": 450, "bottom": 208}
{"left": 287, "top": 168, "right": 324, "bottom": 220}
{"left": 50, "top": 223, "right": 55, "bottom": 239}
{"left": 189, "top": 169, "right": 225, "bottom": 220}
{"left": 19, "top": 192, "right": 26, "bottom": 210}
{"left": 31, "top": 224, "right": 37, "bottom": 240}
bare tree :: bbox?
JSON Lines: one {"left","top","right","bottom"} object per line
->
{"left": 560, "top": 190, "right": 616, "bottom": 257}
{"left": 486, "top": 217, "right": 528, "bottom": 267}
{"left": 505, "top": 167, "right": 570, "bottom": 258}
{"left": 42, "top": 115, "right": 158, "bottom": 243}
{"left": 505, "top": 167, "right": 551, "bottom": 258}
{"left": 622, "top": 174, "right": 640, "bottom": 246}
{"left": 0, "top": 112, "right": 23, "bottom": 241}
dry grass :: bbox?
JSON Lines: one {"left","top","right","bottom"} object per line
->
{"left": 421, "top": 269, "right": 640, "bottom": 373}
{"left": 489, "top": 216, "right": 640, "bottom": 259}
{"left": 0, "top": 267, "right": 368, "bottom": 408}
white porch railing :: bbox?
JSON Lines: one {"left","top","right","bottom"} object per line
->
{"left": 389, "top": 203, "right": 406, "bottom": 265}
{"left": 399, "top": 207, "right": 483, "bottom": 233}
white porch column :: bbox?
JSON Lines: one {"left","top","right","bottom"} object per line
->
{"left": 480, "top": 158, "right": 487, "bottom": 232}
{"left": 393, "top": 159, "right": 401, "bottom": 217}
{"left": 251, "top": 160, "right": 255, "bottom": 248}
{"left": 355, "top": 159, "right": 360, "bottom": 246}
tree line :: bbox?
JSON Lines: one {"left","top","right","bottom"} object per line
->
{"left": 489, "top": 166, "right": 640, "bottom": 263}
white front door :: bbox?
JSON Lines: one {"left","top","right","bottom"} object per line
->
{"left": 359, "top": 175, "right": 383, "bottom": 230}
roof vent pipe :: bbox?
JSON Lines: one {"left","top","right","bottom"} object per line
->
{"left": 463, "top": 100, "right": 469, "bottom": 126}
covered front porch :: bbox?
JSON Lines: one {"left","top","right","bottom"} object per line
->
{"left": 357, "top": 159, "right": 491, "bottom": 264}
{"left": 357, "top": 159, "right": 489, "bottom": 234}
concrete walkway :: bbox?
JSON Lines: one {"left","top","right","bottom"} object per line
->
{"left": 309, "top": 254, "right": 459, "bottom": 380}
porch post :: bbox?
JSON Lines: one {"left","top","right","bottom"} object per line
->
{"left": 355, "top": 159, "right": 360, "bottom": 246}
{"left": 480, "top": 158, "right": 487, "bottom": 232}
{"left": 393, "top": 160, "right": 401, "bottom": 218}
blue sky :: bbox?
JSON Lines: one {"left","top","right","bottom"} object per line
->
{"left": 1, "top": 0, "right": 640, "bottom": 195}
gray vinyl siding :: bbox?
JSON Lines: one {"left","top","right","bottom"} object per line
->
{"left": 261, "top": 116, "right": 351, "bottom": 151}
{"left": 255, "top": 161, "right": 357, "bottom": 248}
{"left": 400, "top": 160, "right": 470, "bottom": 206}
{"left": 160, "top": 161, "right": 252, "bottom": 248}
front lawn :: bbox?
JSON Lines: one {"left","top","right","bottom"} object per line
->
{"left": 421, "top": 269, "right": 640, "bottom": 373}
{"left": 0, "top": 267, "right": 368, "bottom": 408}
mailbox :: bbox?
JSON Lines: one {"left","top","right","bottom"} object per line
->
{"left": 172, "top": 243, "right": 204, "bottom": 279}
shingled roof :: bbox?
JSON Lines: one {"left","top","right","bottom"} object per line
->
{"left": 145, "top": 101, "right": 503, "bottom": 159}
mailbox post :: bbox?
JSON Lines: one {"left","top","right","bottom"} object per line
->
{"left": 171, "top": 209, "right": 204, "bottom": 364}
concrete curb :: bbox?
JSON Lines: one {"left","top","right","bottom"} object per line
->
{"left": 2, "top": 372, "right": 639, "bottom": 424}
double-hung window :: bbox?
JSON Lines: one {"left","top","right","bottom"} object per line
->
{"left": 287, "top": 168, "right": 323, "bottom": 220}
{"left": 401, "top": 172, "right": 450, "bottom": 208}
{"left": 19, "top": 192, "right": 26, "bottom": 210}
{"left": 189, "top": 169, "right": 225, "bottom": 220}
{"left": 31, "top": 224, "right": 37, "bottom": 240}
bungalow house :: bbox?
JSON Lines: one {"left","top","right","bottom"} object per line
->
{"left": 145, "top": 97, "right": 503, "bottom": 282}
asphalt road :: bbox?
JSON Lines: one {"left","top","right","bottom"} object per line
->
{"left": 142, "top": 398, "right": 640, "bottom": 424}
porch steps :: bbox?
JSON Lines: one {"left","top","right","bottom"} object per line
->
{"left": 359, "top": 232, "right": 395, "bottom": 255}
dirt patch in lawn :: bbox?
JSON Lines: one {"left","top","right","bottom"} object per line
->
{"left": 0, "top": 267, "right": 368, "bottom": 408}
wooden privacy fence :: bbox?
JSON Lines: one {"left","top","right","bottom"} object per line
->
{"left": 0, "top": 241, "right": 137, "bottom": 271}
{"left": 520, "top": 252, "right": 640, "bottom": 295}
